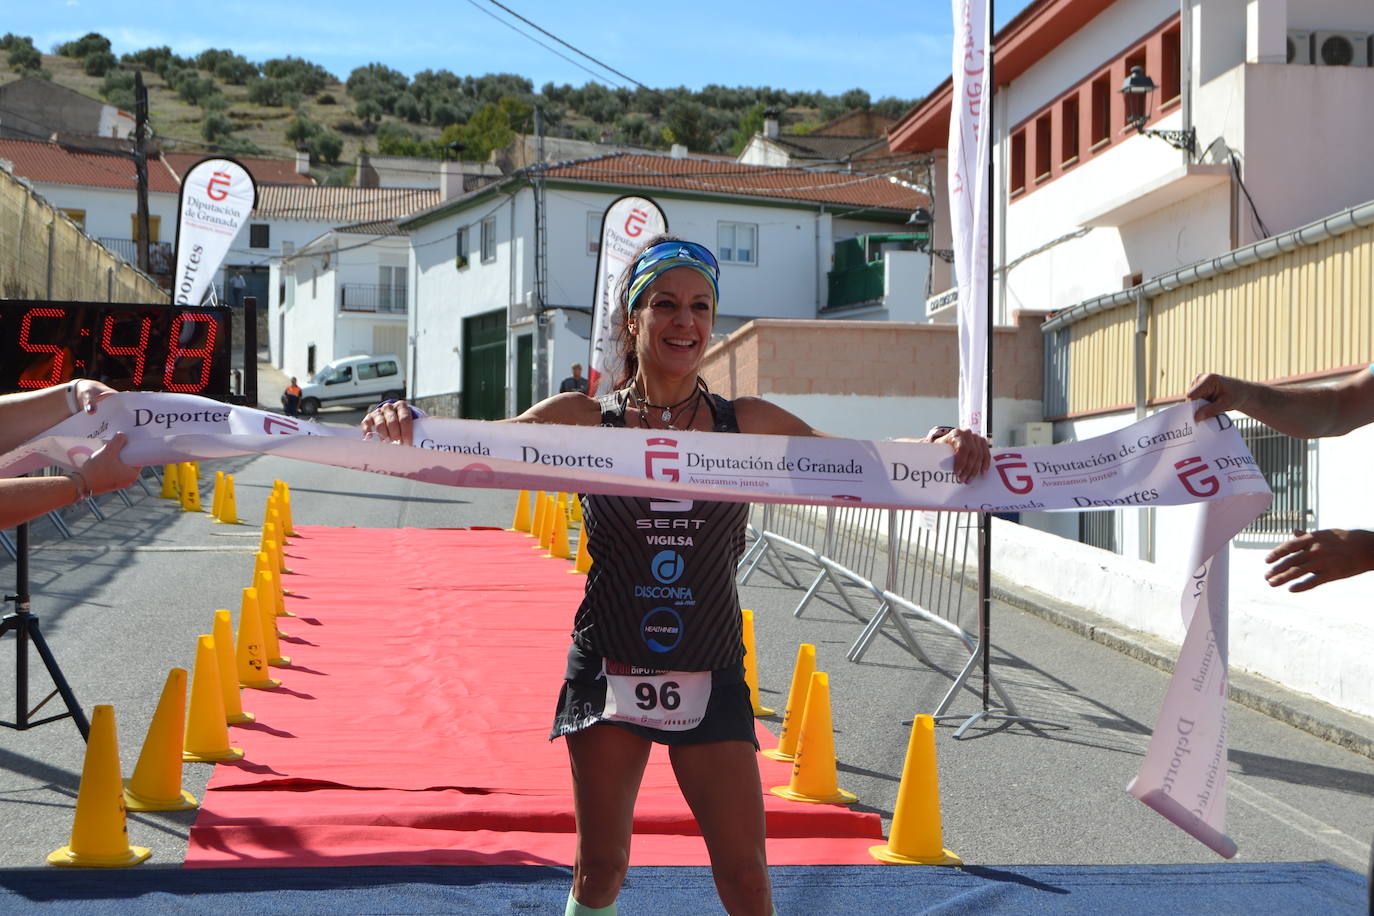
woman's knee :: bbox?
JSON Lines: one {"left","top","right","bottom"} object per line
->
{"left": 713, "top": 856, "right": 771, "bottom": 902}
{"left": 574, "top": 849, "right": 631, "bottom": 899}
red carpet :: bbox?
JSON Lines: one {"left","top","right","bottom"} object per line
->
{"left": 185, "top": 527, "right": 884, "bottom": 868}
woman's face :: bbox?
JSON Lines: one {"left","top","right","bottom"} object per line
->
{"left": 628, "top": 267, "right": 715, "bottom": 380}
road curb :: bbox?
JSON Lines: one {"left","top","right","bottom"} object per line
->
{"left": 991, "top": 576, "right": 1374, "bottom": 761}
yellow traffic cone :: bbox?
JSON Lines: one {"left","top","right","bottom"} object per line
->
{"left": 570, "top": 493, "right": 584, "bottom": 525}
{"left": 257, "top": 569, "right": 291, "bottom": 667}
{"left": 277, "top": 481, "right": 296, "bottom": 535}
{"left": 762, "top": 644, "right": 816, "bottom": 761}
{"left": 255, "top": 550, "right": 291, "bottom": 618}
{"left": 211, "top": 471, "right": 225, "bottom": 518}
{"left": 236, "top": 587, "right": 281, "bottom": 690}
{"left": 512, "top": 490, "right": 532, "bottom": 532}
{"left": 268, "top": 509, "right": 288, "bottom": 560}
{"left": 870, "top": 714, "right": 961, "bottom": 865}
{"left": 159, "top": 464, "right": 179, "bottom": 499}
{"left": 770, "top": 671, "right": 856, "bottom": 805}
{"left": 124, "top": 668, "right": 198, "bottom": 812}
{"left": 742, "top": 609, "right": 775, "bottom": 717}
{"left": 183, "top": 635, "right": 244, "bottom": 763}
{"left": 48, "top": 705, "right": 151, "bottom": 867}
{"left": 537, "top": 493, "right": 557, "bottom": 550}
{"left": 549, "top": 500, "right": 572, "bottom": 559}
{"left": 217, "top": 474, "right": 239, "bottom": 524}
{"left": 570, "top": 527, "right": 593, "bottom": 575}
{"left": 212, "top": 610, "right": 253, "bottom": 724}
{"left": 528, "top": 490, "right": 546, "bottom": 539}
{"left": 179, "top": 463, "right": 201, "bottom": 512}
{"left": 259, "top": 522, "right": 281, "bottom": 574}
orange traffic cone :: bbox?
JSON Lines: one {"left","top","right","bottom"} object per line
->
{"left": 236, "top": 587, "right": 281, "bottom": 690}
{"left": 124, "top": 668, "right": 198, "bottom": 811}
{"left": 48, "top": 705, "right": 151, "bottom": 867}
{"left": 217, "top": 474, "right": 239, "bottom": 524}
{"left": 742, "top": 609, "right": 775, "bottom": 717}
{"left": 257, "top": 569, "right": 291, "bottom": 667}
{"left": 762, "top": 644, "right": 816, "bottom": 761}
{"left": 212, "top": 609, "right": 253, "bottom": 724}
{"left": 870, "top": 714, "right": 961, "bottom": 865}
{"left": 159, "top": 464, "right": 178, "bottom": 499}
{"left": 770, "top": 671, "right": 856, "bottom": 805}
{"left": 211, "top": 471, "right": 225, "bottom": 518}
{"left": 569, "top": 493, "right": 583, "bottom": 525}
{"left": 512, "top": 490, "right": 532, "bottom": 532}
{"left": 178, "top": 463, "right": 201, "bottom": 512}
{"left": 570, "top": 527, "right": 593, "bottom": 575}
{"left": 528, "top": 490, "right": 546, "bottom": 539}
{"left": 183, "top": 635, "right": 244, "bottom": 763}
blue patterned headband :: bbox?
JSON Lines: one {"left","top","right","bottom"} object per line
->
{"left": 626, "top": 241, "right": 720, "bottom": 316}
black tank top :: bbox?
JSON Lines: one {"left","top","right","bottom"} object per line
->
{"left": 571, "top": 389, "right": 749, "bottom": 670}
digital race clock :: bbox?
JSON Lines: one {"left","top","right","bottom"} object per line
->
{"left": 0, "top": 300, "right": 233, "bottom": 399}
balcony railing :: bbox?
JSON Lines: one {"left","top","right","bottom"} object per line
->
{"left": 340, "top": 284, "right": 408, "bottom": 314}
{"left": 99, "top": 238, "right": 174, "bottom": 275}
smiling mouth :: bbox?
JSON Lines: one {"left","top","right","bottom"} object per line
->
{"left": 664, "top": 338, "right": 697, "bottom": 350}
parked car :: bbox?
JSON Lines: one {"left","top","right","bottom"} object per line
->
{"left": 298, "top": 354, "right": 405, "bottom": 415}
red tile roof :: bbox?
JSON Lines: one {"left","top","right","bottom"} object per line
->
{"left": 538, "top": 153, "right": 929, "bottom": 211}
{"left": 0, "top": 137, "right": 181, "bottom": 193}
{"left": 162, "top": 151, "right": 315, "bottom": 186}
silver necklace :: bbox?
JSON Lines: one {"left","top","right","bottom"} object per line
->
{"left": 633, "top": 382, "right": 699, "bottom": 425}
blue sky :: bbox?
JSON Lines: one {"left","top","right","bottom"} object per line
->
{"left": 12, "top": 0, "right": 1034, "bottom": 101}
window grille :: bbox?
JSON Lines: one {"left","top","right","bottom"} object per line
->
{"left": 1234, "top": 416, "right": 1312, "bottom": 538}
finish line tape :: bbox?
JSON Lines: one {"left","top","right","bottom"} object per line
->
{"left": 1, "top": 392, "right": 1271, "bottom": 856}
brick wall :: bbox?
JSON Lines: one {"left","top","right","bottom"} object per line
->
{"left": 701, "top": 311, "right": 1049, "bottom": 401}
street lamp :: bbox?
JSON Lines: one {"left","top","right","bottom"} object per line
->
{"left": 907, "top": 207, "right": 955, "bottom": 262}
{"left": 1119, "top": 65, "right": 1196, "bottom": 156}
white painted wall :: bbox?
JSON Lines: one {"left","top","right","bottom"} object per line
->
{"left": 761, "top": 393, "right": 1042, "bottom": 443}
{"left": 30, "top": 182, "right": 178, "bottom": 244}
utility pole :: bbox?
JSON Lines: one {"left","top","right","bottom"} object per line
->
{"left": 532, "top": 105, "right": 550, "bottom": 402}
{"left": 133, "top": 71, "right": 151, "bottom": 275}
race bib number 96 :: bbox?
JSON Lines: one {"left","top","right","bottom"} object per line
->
{"left": 602, "top": 661, "right": 710, "bottom": 731}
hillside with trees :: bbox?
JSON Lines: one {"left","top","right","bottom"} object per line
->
{"left": 1, "top": 31, "right": 914, "bottom": 184}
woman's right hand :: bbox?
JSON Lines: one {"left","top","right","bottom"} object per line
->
{"left": 362, "top": 399, "right": 416, "bottom": 445}
{"left": 79, "top": 433, "right": 141, "bottom": 494}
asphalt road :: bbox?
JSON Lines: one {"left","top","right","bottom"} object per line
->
{"left": 0, "top": 406, "right": 1370, "bottom": 881}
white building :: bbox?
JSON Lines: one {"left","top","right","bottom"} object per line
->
{"left": 0, "top": 137, "right": 181, "bottom": 276}
{"left": 263, "top": 185, "right": 440, "bottom": 374}
{"left": 278, "top": 221, "right": 412, "bottom": 382}
{"left": 889, "top": 0, "right": 1374, "bottom": 718}
{"left": 396, "top": 151, "right": 935, "bottom": 419}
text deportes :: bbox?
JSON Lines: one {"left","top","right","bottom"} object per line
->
{"left": 520, "top": 445, "right": 613, "bottom": 469}
{"left": 133, "top": 407, "right": 230, "bottom": 429}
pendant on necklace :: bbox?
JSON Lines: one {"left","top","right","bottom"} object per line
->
{"left": 661, "top": 408, "right": 672, "bottom": 423}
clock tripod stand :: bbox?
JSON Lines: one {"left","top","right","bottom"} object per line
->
{"left": 0, "top": 522, "right": 89, "bottom": 741}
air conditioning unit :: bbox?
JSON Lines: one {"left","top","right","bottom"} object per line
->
{"left": 1313, "top": 31, "right": 1369, "bottom": 67}
{"left": 1286, "top": 30, "right": 1312, "bottom": 65}
{"left": 1012, "top": 422, "right": 1053, "bottom": 448}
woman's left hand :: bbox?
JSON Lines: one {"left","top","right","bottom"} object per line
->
{"left": 933, "top": 427, "right": 992, "bottom": 483}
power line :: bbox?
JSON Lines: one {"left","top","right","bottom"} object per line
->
{"left": 479, "top": 0, "right": 653, "bottom": 93}
{"left": 461, "top": 0, "right": 620, "bottom": 89}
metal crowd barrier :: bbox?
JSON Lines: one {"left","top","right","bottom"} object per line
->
{"left": 1, "top": 467, "right": 159, "bottom": 561}
{"left": 739, "top": 503, "right": 1017, "bottom": 706}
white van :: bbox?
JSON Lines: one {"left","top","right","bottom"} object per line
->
{"left": 298, "top": 354, "right": 405, "bottom": 415}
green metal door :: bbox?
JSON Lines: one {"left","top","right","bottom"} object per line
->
{"left": 461, "top": 310, "right": 507, "bottom": 419}
{"left": 515, "top": 334, "right": 533, "bottom": 415}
